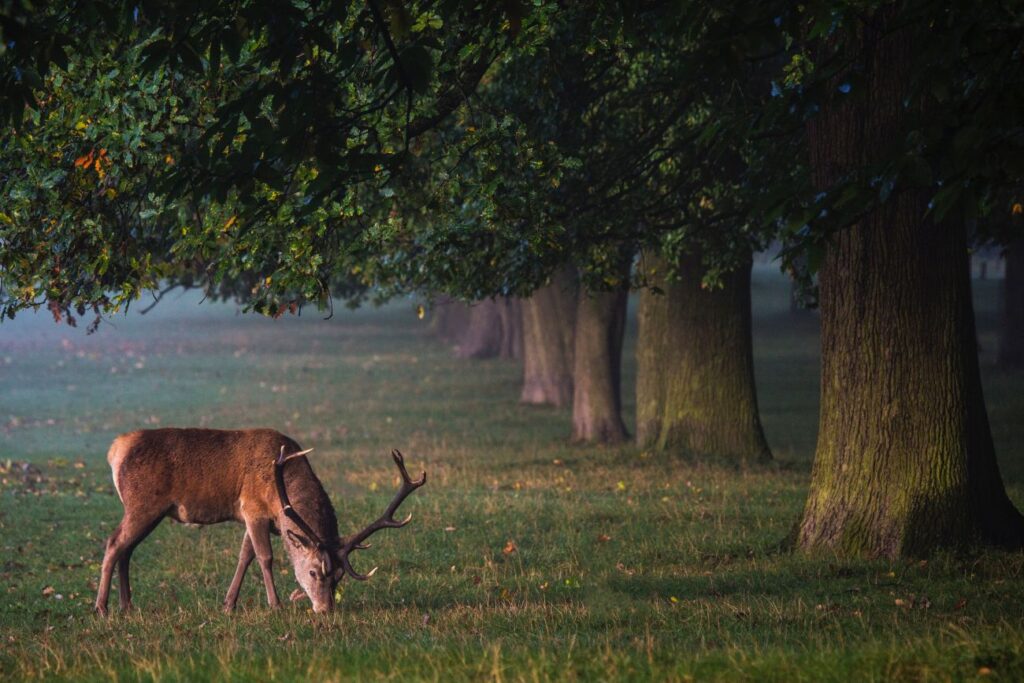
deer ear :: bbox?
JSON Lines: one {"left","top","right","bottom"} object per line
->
{"left": 286, "top": 529, "right": 312, "bottom": 549}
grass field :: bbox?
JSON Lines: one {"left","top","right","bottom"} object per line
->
{"left": 1, "top": 268, "right": 1023, "bottom": 681}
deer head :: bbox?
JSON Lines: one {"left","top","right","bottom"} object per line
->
{"left": 275, "top": 446, "right": 426, "bottom": 613}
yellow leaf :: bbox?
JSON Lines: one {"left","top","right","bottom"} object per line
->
{"left": 75, "top": 120, "right": 87, "bottom": 131}
{"left": 416, "top": 304, "right": 425, "bottom": 320}
{"left": 1013, "top": 203, "right": 1023, "bottom": 216}
{"left": 224, "top": 215, "right": 237, "bottom": 231}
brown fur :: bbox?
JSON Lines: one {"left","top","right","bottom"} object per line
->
{"left": 94, "top": 428, "right": 339, "bottom": 616}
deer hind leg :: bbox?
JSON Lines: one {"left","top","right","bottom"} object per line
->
{"left": 95, "top": 511, "right": 165, "bottom": 617}
{"left": 245, "top": 518, "right": 281, "bottom": 608}
{"left": 223, "top": 532, "right": 255, "bottom": 613}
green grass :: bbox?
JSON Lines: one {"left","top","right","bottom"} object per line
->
{"left": 1, "top": 269, "right": 1023, "bottom": 681}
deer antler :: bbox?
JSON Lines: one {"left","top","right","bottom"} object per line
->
{"left": 274, "top": 445, "right": 327, "bottom": 551}
{"left": 339, "top": 449, "right": 426, "bottom": 580}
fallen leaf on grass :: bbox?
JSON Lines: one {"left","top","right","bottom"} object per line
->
{"left": 597, "top": 534, "right": 612, "bottom": 543}
{"left": 41, "top": 586, "right": 54, "bottom": 597}
{"left": 503, "top": 540, "right": 517, "bottom": 555}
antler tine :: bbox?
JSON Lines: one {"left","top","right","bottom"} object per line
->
{"left": 392, "top": 449, "right": 427, "bottom": 487}
{"left": 278, "top": 446, "right": 314, "bottom": 465}
{"left": 339, "top": 552, "right": 379, "bottom": 581}
{"left": 339, "top": 449, "right": 426, "bottom": 580}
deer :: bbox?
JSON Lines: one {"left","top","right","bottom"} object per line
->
{"left": 93, "top": 428, "right": 425, "bottom": 616}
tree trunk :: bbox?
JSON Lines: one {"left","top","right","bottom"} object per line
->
{"left": 636, "top": 251, "right": 771, "bottom": 462}
{"left": 453, "top": 298, "right": 522, "bottom": 360}
{"left": 999, "top": 240, "right": 1024, "bottom": 368}
{"left": 797, "top": 11, "right": 1024, "bottom": 557}
{"left": 572, "top": 283, "right": 629, "bottom": 444}
{"left": 520, "top": 267, "right": 577, "bottom": 406}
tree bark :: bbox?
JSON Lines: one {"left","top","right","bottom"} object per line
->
{"left": 636, "top": 251, "right": 771, "bottom": 462}
{"left": 797, "top": 11, "right": 1024, "bottom": 557}
{"left": 452, "top": 298, "right": 522, "bottom": 360}
{"left": 571, "top": 282, "right": 629, "bottom": 444}
{"left": 520, "top": 267, "right": 577, "bottom": 406}
{"left": 999, "top": 240, "right": 1024, "bottom": 368}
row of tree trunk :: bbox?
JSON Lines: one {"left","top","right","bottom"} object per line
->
{"left": 429, "top": 252, "right": 772, "bottom": 461}
{"left": 425, "top": 8, "right": 1024, "bottom": 562}
{"left": 429, "top": 220, "right": 1023, "bottom": 558}
{"left": 432, "top": 297, "right": 522, "bottom": 361}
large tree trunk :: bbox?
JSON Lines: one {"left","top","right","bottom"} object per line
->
{"left": 452, "top": 298, "right": 522, "bottom": 360}
{"left": 999, "top": 240, "right": 1024, "bottom": 368}
{"left": 520, "top": 267, "right": 577, "bottom": 406}
{"left": 796, "top": 11, "right": 1024, "bottom": 557}
{"left": 571, "top": 283, "right": 629, "bottom": 444}
{"left": 636, "top": 251, "right": 771, "bottom": 462}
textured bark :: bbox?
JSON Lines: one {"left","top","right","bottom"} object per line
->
{"left": 636, "top": 251, "right": 771, "bottom": 462}
{"left": 520, "top": 267, "right": 577, "bottom": 406}
{"left": 571, "top": 284, "right": 629, "bottom": 444}
{"left": 797, "top": 12, "right": 1024, "bottom": 558}
{"left": 999, "top": 241, "right": 1024, "bottom": 368}
{"left": 452, "top": 298, "right": 522, "bottom": 360}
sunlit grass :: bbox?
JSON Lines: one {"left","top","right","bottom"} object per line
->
{"left": 1, "top": 271, "right": 1022, "bottom": 681}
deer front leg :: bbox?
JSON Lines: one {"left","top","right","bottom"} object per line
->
{"left": 223, "top": 532, "right": 255, "bottom": 613}
{"left": 245, "top": 518, "right": 280, "bottom": 608}
{"left": 95, "top": 511, "right": 164, "bottom": 617}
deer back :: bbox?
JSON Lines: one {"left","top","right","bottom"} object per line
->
{"left": 108, "top": 428, "right": 337, "bottom": 534}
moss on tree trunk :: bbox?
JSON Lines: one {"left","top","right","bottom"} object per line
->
{"left": 797, "top": 11, "right": 1024, "bottom": 557}
{"left": 520, "top": 267, "right": 577, "bottom": 406}
{"left": 572, "top": 283, "right": 628, "bottom": 443}
{"left": 636, "top": 251, "right": 771, "bottom": 462}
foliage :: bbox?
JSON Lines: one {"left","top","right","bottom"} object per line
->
{"left": 1, "top": 0, "right": 534, "bottom": 320}
{"left": 4, "top": 1, "right": 1024, "bottom": 317}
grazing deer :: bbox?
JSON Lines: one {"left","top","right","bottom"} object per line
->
{"left": 93, "top": 428, "right": 425, "bottom": 616}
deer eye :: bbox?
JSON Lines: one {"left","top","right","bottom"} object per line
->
{"left": 309, "top": 570, "right": 317, "bottom": 579}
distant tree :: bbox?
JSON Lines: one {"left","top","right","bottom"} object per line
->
{"left": 519, "top": 267, "right": 576, "bottom": 407}
{"left": 998, "top": 210, "right": 1024, "bottom": 369}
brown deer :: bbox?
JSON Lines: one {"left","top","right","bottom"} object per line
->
{"left": 93, "top": 428, "right": 425, "bottom": 616}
